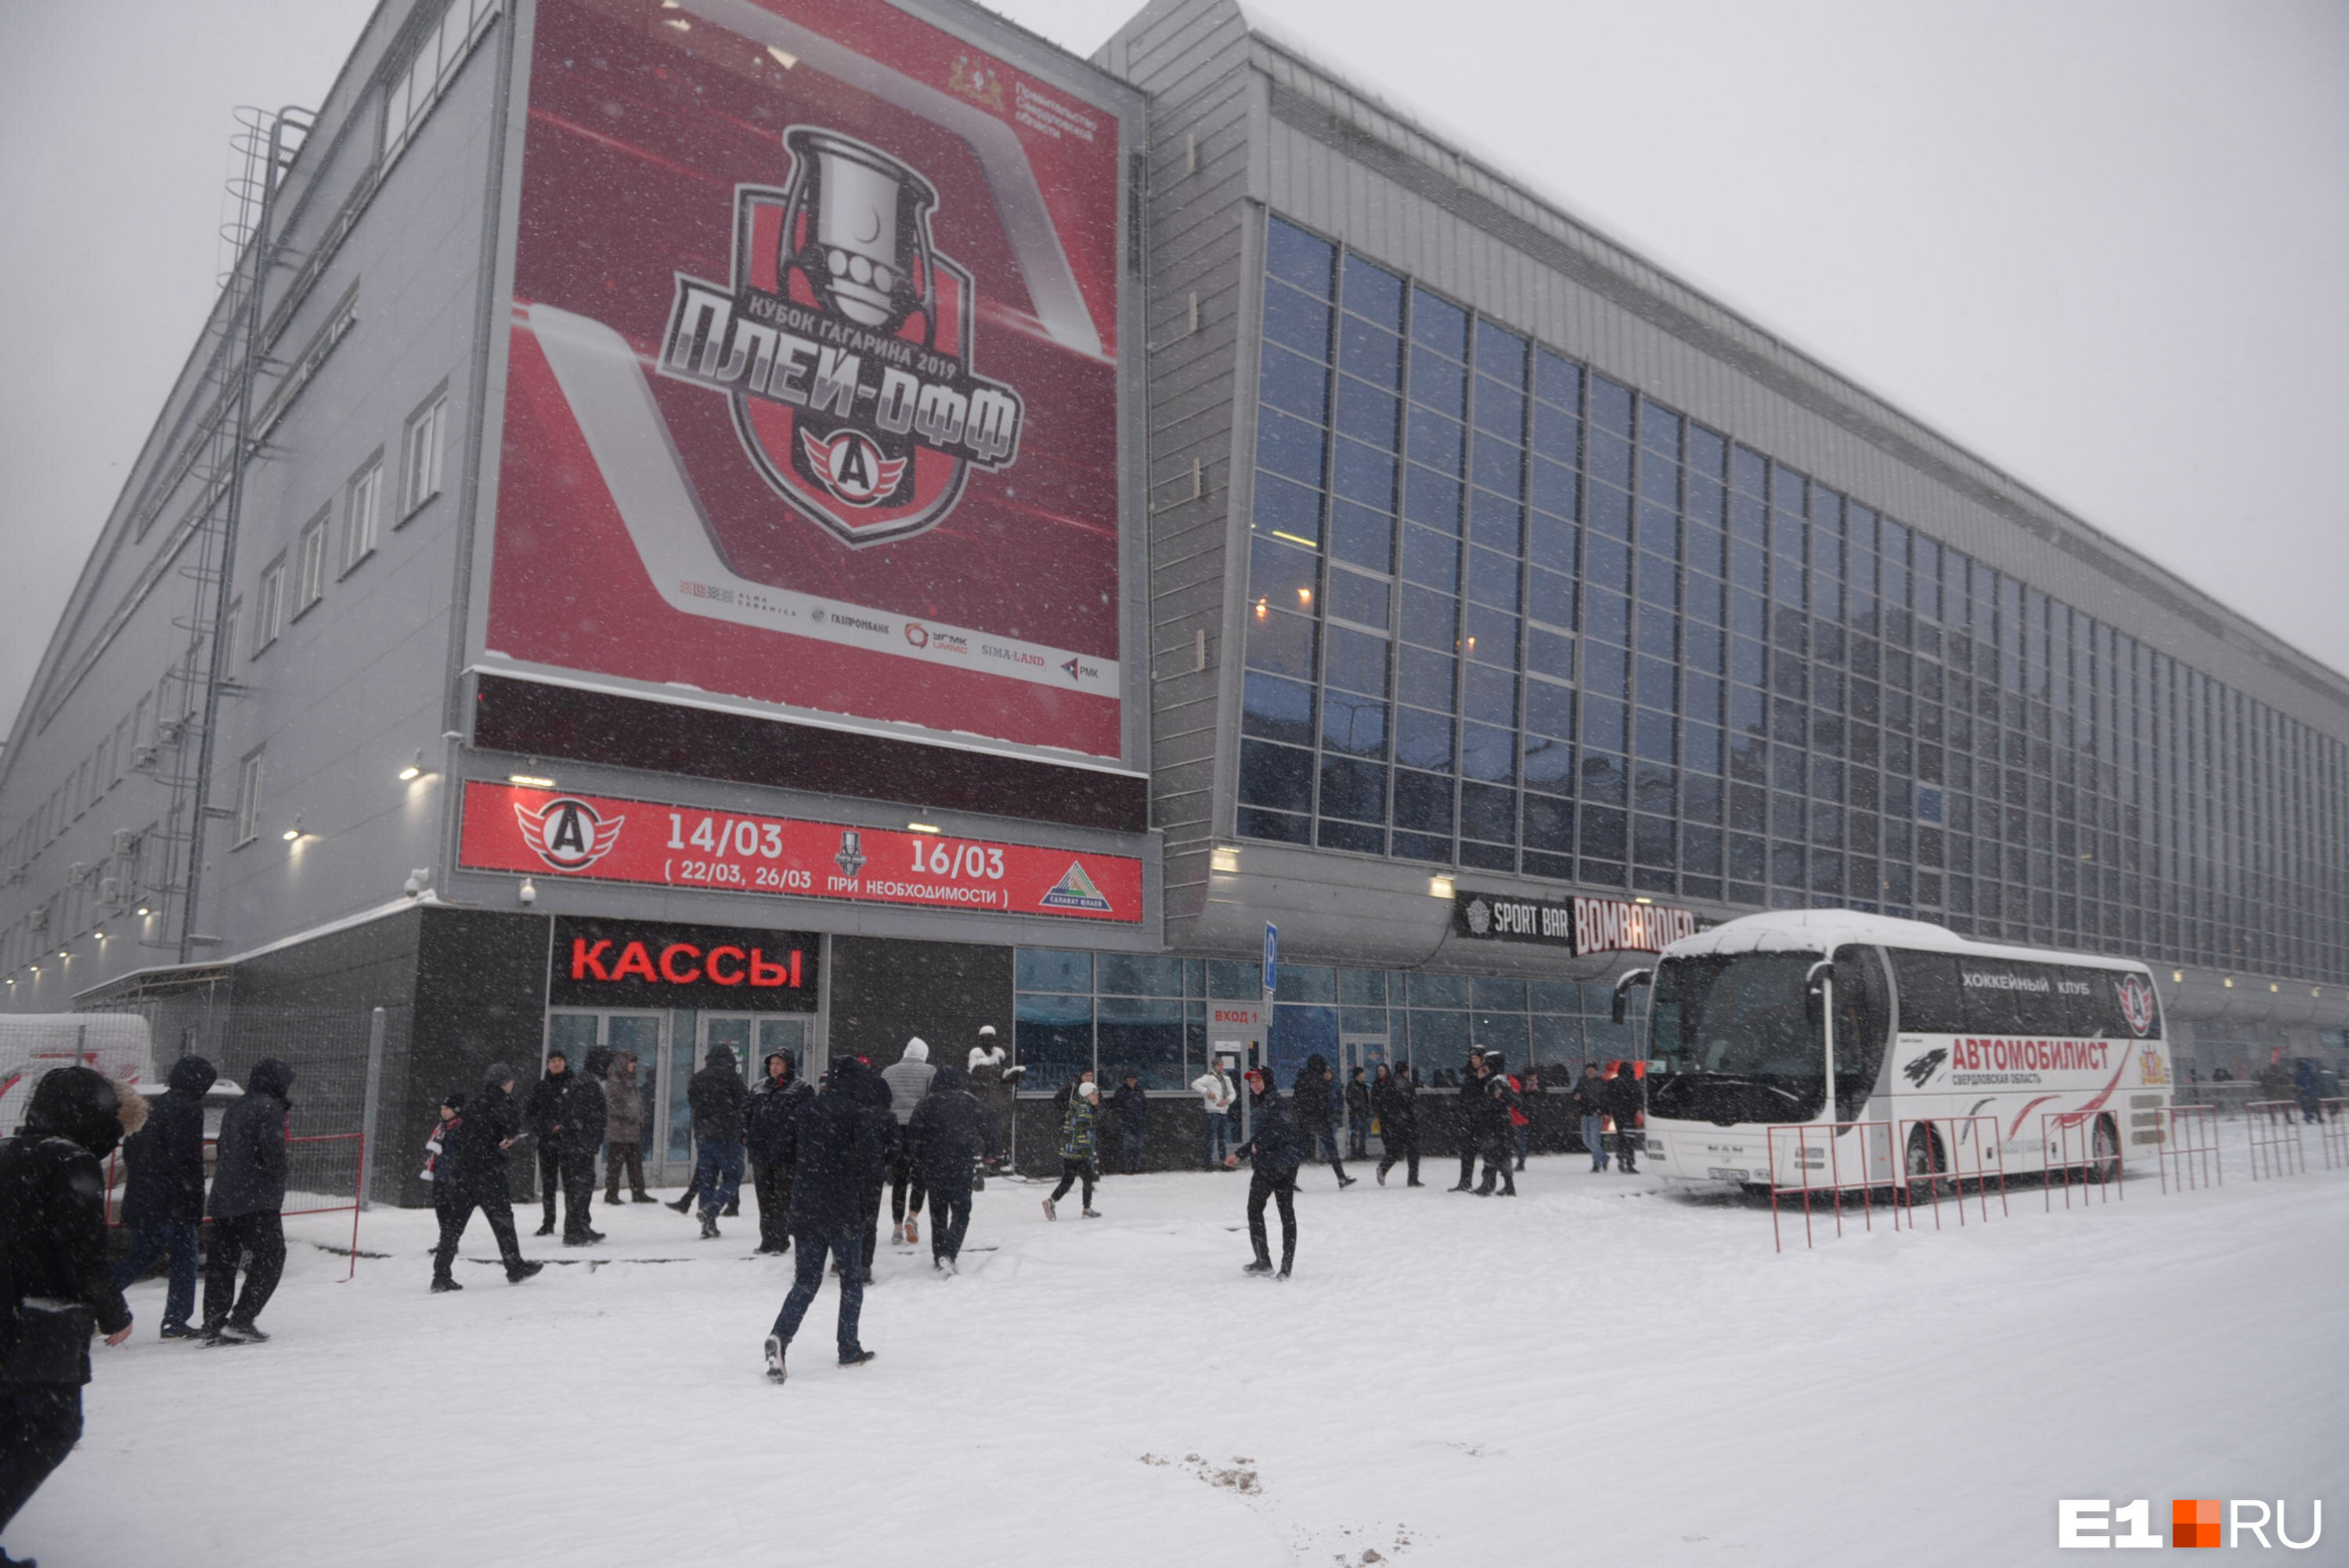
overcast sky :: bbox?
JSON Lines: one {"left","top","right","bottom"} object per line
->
{"left": 2, "top": 0, "right": 2344, "bottom": 743}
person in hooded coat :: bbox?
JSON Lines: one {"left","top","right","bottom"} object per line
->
{"left": 904, "top": 1064, "right": 982, "bottom": 1272}
{"left": 879, "top": 1039, "right": 935, "bottom": 1245}
{"left": 1344, "top": 1067, "right": 1373, "bottom": 1161}
{"left": 202, "top": 1058, "right": 293, "bottom": 1343}
{"left": 1473, "top": 1051, "right": 1520, "bottom": 1197}
{"left": 746, "top": 1052, "right": 812, "bottom": 1256}
{"left": 431, "top": 1065, "right": 543, "bottom": 1291}
{"left": 1449, "top": 1053, "right": 1491, "bottom": 1191}
{"left": 763, "top": 1058, "right": 889, "bottom": 1382}
{"left": 1291, "top": 1056, "right": 1355, "bottom": 1188}
{"left": 688, "top": 1046, "right": 751, "bottom": 1239}
{"left": 1110, "top": 1072, "right": 1149, "bottom": 1174}
{"left": 603, "top": 1050, "right": 652, "bottom": 1204}
{"left": 1043, "top": 1080, "right": 1102, "bottom": 1220}
{"left": 1373, "top": 1062, "right": 1422, "bottom": 1187}
{"left": 1225, "top": 1066, "right": 1301, "bottom": 1278}
{"left": 1603, "top": 1065, "right": 1644, "bottom": 1173}
{"left": 524, "top": 1050, "right": 577, "bottom": 1239}
{"left": 848, "top": 1058, "right": 896, "bottom": 1277}
{"left": 113, "top": 1054, "right": 215, "bottom": 1339}
{"left": 558, "top": 1048, "right": 610, "bottom": 1246}
{"left": 0, "top": 1066, "right": 144, "bottom": 1560}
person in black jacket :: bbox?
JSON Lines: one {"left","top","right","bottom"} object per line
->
{"left": 848, "top": 1058, "right": 896, "bottom": 1276}
{"left": 112, "top": 1054, "right": 215, "bottom": 1339}
{"left": 1373, "top": 1062, "right": 1423, "bottom": 1187}
{"left": 1474, "top": 1051, "right": 1520, "bottom": 1197}
{"left": 1570, "top": 1062, "right": 1610, "bottom": 1173}
{"left": 1290, "top": 1055, "right": 1355, "bottom": 1188}
{"left": 0, "top": 1065, "right": 143, "bottom": 1559}
{"left": 1108, "top": 1072, "right": 1149, "bottom": 1174}
{"left": 763, "top": 1058, "right": 890, "bottom": 1382}
{"left": 431, "top": 1066, "right": 543, "bottom": 1291}
{"left": 905, "top": 1065, "right": 982, "bottom": 1273}
{"left": 1225, "top": 1068, "right": 1302, "bottom": 1278}
{"left": 1604, "top": 1065, "right": 1644, "bottom": 1173}
{"left": 687, "top": 1047, "right": 750, "bottom": 1240}
{"left": 1344, "top": 1066, "right": 1372, "bottom": 1160}
{"left": 745, "top": 1052, "right": 811, "bottom": 1256}
{"left": 557, "top": 1049, "right": 609, "bottom": 1247}
{"left": 1449, "top": 1053, "right": 1490, "bottom": 1191}
{"left": 201, "top": 1058, "right": 293, "bottom": 1345}
{"left": 524, "top": 1051, "right": 575, "bottom": 1239}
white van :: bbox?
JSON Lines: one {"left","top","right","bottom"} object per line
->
{"left": 0, "top": 1013, "right": 157, "bottom": 1139}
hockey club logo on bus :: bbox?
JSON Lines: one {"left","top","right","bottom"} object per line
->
{"left": 2115, "top": 973, "right": 2157, "bottom": 1037}
{"left": 658, "top": 127, "right": 1025, "bottom": 550}
{"left": 514, "top": 796, "right": 625, "bottom": 872}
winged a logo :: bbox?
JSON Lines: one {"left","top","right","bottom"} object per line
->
{"left": 1901, "top": 1047, "right": 1949, "bottom": 1089}
{"left": 514, "top": 796, "right": 625, "bottom": 872}
{"left": 2115, "top": 974, "right": 2157, "bottom": 1037}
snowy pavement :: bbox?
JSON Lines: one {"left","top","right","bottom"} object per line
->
{"left": 18, "top": 1146, "right": 2347, "bottom": 1566}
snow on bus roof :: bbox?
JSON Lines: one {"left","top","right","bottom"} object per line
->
{"left": 1659, "top": 910, "right": 2150, "bottom": 972}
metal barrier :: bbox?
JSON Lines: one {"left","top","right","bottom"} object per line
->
{"left": 1892, "top": 1115, "right": 2009, "bottom": 1230}
{"left": 1766, "top": 1120, "right": 1895, "bottom": 1253}
{"left": 2243, "top": 1100, "right": 2307, "bottom": 1181}
{"left": 2040, "top": 1112, "right": 2124, "bottom": 1211}
{"left": 106, "top": 1130, "right": 366, "bottom": 1282}
{"left": 2321, "top": 1098, "right": 2349, "bottom": 1172}
{"left": 2159, "top": 1104, "right": 2223, "bottom": 1192}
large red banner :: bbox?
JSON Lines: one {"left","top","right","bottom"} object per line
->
{"left": 486, "top": 0, "right": 1126, "bottom": 758}
{"left": 460, "top": 783, "right": 1144, "bottom": 924}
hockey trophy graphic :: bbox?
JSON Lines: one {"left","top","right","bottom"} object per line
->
{"left": 779, "top": 128, "right": 938, "bottom": 336}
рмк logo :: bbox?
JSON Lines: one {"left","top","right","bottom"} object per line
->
{"left": 659, "top": 127, "right": 1025, "bottom": 550}
{"left": 514, "top": 796, "right": 625, "bottom": 872}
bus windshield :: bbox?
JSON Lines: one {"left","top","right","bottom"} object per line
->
{"left": 1645, "top": 953, "right": 1827, "bottom": 1124}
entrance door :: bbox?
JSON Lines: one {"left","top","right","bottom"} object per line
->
{"left": 544, "top": 1009, "right": 670, "bottom": 1180}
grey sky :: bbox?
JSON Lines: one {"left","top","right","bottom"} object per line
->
{"left": 2, "top": 0, "right": 2344, "bottom": 742}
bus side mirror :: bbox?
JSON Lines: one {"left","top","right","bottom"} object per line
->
{"left": 1611, "top": 968, "right": 1654, "bottom": 1025}
{"left": 1804, "top": 960, "right": 1834, "bottom": 1030}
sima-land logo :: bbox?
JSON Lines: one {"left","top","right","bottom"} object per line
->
{"left": 514, "top": 796, "right": 624, "bottom": 872}
{"left": 659, "top": 127, "right": 1025, "bottom": 550}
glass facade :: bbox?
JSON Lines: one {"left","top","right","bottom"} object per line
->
{"left": 1243, "top": 215, "right": 2349, "bottom": 985}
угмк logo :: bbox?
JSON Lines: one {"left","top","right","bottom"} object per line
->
{"left": 659, "top": 127, "right": 1025, "bottom": 550}
{"left": 2116, "top": 973, "right": 2157, "bottom": 1036}
{"left": 514, "top": 796, "right": 624, "bottom": 871}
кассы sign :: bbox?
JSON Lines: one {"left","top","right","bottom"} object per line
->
{"left": 1452, "top": 891, "right": 1706, "bottom": 956}
{"left": 550, "top": 916, "right": 821, "bottom": 1012}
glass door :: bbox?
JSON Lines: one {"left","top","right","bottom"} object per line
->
{"left": 544, "top": 1009, "right": 671, "bottom": 1181}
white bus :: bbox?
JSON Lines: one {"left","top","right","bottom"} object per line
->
{"left": 1618, "top": 911, "right": 2173, "bottom": 1192}
{"left": 0, "top": 1013, "right": 157, "bottom": 1138}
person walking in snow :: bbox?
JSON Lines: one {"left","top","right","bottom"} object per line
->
{"left": 1603, "top": 1065, "right": 1644, "bottom": 1174}
{"left": 1110, "top": 1071, "right": 1149, "bottom": 1173}
{"left": 1344, "top": 1066, "right": 1372, "bottom": 1161}
{"left": 1449, "top": 1052, "right": 1492, "bottom": 1191}
{"left": 557, "top": 1049, "right": 610, "bottom": 1246}
{"left": 200, "top": 1058, "right": 294, "bottom": 1344}
{"left": 1571, "top": 1062, "right": 1609, "bottom": 1173}
{"left": 879, "top": 1039, "right": 936, "bottom": 1246}
{"left": 1193, "top": 1056, "right": 1236, "bottom": 1169}
{"left": 431, "top": 1066, "right": 543, "bottom": 1292}
{"left": 112, "top": 1054, "right": 215, "bottom": 1340}
{"left": 747, "top": 1052, "right": 812, "bottom": 1256}
{"left": 525, "top": 1049, "right": 576, "bottom": 1239}
{"left": 1292, "top": 1055, "right": 1355, "bottom": 1188}
{"left": 1044, "top": 1079, "right": 1102, "bottom": 1220}
{"left": 1225, "top": 1065, "right": 1301, "bottom": 1278}
{"left": 762, "top": 1058, "right": 889, "bottom": 1382}
{"left": 603, "top": 1051, "right": 652, "bottom": 1204}
{"left": 0, "top": 1066, "right": 145, "bottom": 1563}
{"left": 1474, "top": 1051, "right": 1520, "bottom": 1197}
{"left": 687, "top": 1047, "right": 750, "bottom": 1240}
{"left": 906, "top": 1065, "right": 983, "bottom": 1273}
{"left": 1373, "top": 1062, "right": 1422, "bottom": 1187}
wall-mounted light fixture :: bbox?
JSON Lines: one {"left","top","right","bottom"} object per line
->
{"left": 509, "top": 773, "right": 556, "bottom": 789}
{"left": 282, "top": 815, "right": 306, "bottom": 842}
{"left": 906, "top": 822, "right": 941, "bottom": 835}
{"left": 398, "top": 750, "right": 426, "bottom": 783}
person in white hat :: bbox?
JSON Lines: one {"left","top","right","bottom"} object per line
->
{"left": 1042, "top": 1076, "right": 1102, "bottom": 1220}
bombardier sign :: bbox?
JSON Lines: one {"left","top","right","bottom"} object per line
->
{"left": 1453, "top": 891, "right": 1706, "bottom": 957}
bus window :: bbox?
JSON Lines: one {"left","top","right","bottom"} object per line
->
{"left": 1645, "top": 953, "right": 1828, "bottom": 1125}
{"left": 1830, "top": 947, "right": 1890, "bottom": 1118}
{"left": 1887, "top": 950, "right": 1964, "bottom": 1035}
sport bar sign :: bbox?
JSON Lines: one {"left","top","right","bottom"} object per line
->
{"left": 460, "top": 782, "right": 1141, "bottom": 925}
{"left": 1452, "top": 891, "right": 1704, "bottom": 956}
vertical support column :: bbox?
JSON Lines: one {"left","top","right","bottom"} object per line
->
{"left": 359, "top": 1005, "right": 388, "bottom": 1209}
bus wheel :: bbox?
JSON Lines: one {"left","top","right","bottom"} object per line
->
{"left": 2090, "top": 1115, "right": 2121, "bottom": 1184}
{"left": 1904, "top": 1125, "right": 1949, "bottom": 1204}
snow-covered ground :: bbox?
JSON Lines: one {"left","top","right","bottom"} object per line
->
{"left": 18, "top": 1140, "right": 2347, "bottom": 1566}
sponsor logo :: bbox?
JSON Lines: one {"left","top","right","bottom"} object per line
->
{"left": 514, "top": 796, "right": 624, "bottom": 871}
{"left": 1463, "top": 898, "right": 1492, "bottom": 936}
{"left": 658, "top": 127, "right": 1023, "bottom": 549}
{"left": 834, "top": 830, "right": 868, "bottom": 878}
{"left": 903, "top": 622, "right": 929, "bottom": 649}
{"left": 1900, "top": 1047, "right": 1948, "bottom": 1088}
{"left": 1038, "top": 860, "right": 1113, "bottom": 913}
{"left": 2058, "top": 1497, "right": 2319, "bottom": 1549}
{"left": 947, "top": 55, "right": 1006, "bottom": 114}
{"left": 2116, "top": 973, "right": 2157, "bottom": 1036}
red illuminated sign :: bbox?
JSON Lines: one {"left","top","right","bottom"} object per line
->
{"left": 462, "top": 783, "right": 1142, "bottom": 925}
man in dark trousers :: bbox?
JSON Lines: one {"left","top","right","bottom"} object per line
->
{"left": 966, "top": 1026, "right": 1012, "bottom": 1173}
{"left": 1291, "top": 1054, "right": 1355, "bottom": 1188}
{"left": 603, "top": 1050, "right": 652, "bottom": 1204}
{"left": 1344, "top": 1066, "right": 1372, "bottom": 1161}
{"left": 689, "top": 1046, "right": 750, "bottom": 1239}
{"left": 431, "top": 1065, "right": 543, "bottom": 1291}
{"left": 763, "top": 1058, "right": 890, "bottom": 1382}
{"left": 1110, "top": 1071, "right": 1149, "bottom": 1174}
{"left": 1373, "top": 1062, "right": 1422, "bottom": 1187}
{"left": 906, "top": 1064, "right": 983, "bottom": 1273}
{"left": 746, "top": 1052, "right": 812, "bottom": 1256}
{"left": 879, "top": 1039, "right": 935, "bottom": 1245}
{"left": 558, "top": 1049, "right": 609, "bottom": 1247}
{"left": 850, "top": 1057, "right": 896, "bottom": 1276}
{"left": 1225, "top": 1067, "right": 1301, "bottom": 1278}
{"left": 1571, "top": 1062, "right": 1610, "bottom": 1172}
{"left": 1605, "top": 1065, "right": 1644, "bottom": 1173}
{"left": 1474, "top": 1051, "right": 1520, "bottom": 1196}
{"left": 0, "top": 1068, "right": 144, "bottom": 1564}
{"left": 201, "top": 1058, "right": 293, "bottom": 1345}
{"left": 113, "top": 1054, "right": 215, "bottom": 1339}
{"left": 525, "top": 1050, "right": 576, "bottom": 1238}
{"left": 1449, "top": 1053, "right": 1491, "bottom": 1191}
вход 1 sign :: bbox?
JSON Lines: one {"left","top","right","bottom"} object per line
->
{"left": 458, "top": 782, "right": 1142, "bottom": 924}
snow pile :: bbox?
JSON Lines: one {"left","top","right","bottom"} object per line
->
{"left": 19, "top": 1144, "right": 2346, "bottom": 1566}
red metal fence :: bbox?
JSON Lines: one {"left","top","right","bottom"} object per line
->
{"left": 2321, "top": 1098, "right": 2348, "bottom": 1173}
{"left": 2243, "top": 1101, "right": 2307, "bottom": 1181}
{"left": 2040, "top": 1113, "right": 2123, "bottom": 1212}
{"left": 106, "top": 1131, "right": 366, "bottom": 1282}
{"left": 2159, "top": 1104, "right": 2222, "bottom": 1192}
{"left": 1895, "top": 1114, "right": 2009, "bottom": 1230}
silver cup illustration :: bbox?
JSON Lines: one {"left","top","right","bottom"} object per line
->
{"left": 781, "top": 128, "right": 937, "bottom": 336}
